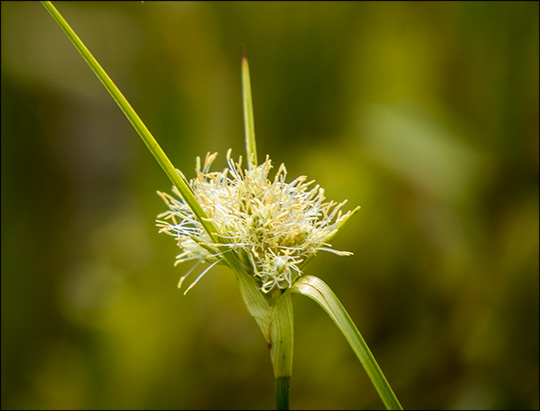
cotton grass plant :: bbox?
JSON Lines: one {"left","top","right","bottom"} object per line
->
{"left": 41, "top": 2, "right": 403, "bottom": 409}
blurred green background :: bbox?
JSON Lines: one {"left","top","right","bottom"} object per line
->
{"left": 1, "top": 1, "right": 538, "bottom": 409}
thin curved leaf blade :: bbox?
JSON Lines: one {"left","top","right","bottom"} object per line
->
{"left": 289, "top": 275, "right": 402, "bottom": 410}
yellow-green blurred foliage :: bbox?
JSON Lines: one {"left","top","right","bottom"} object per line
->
{"left": 1, "top": 1, "right": 538, "bottom": 409}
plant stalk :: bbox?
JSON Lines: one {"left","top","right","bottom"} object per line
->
{"left": 269, "top": 292, "right": 294, "bottom": 410}
{"left": 275, "top": 376, "right": 290, "bottom": 410}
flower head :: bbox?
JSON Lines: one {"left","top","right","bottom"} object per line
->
{"left": 157, "top": 149, "right": 357, "bottom": 293}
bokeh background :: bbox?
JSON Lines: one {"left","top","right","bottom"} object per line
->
{"left": 2, "top": 1, "right": 538, "bottom": 409}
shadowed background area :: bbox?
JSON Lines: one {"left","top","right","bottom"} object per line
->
{"left": 1, "top": 1, "right": 538, "bottom": 409}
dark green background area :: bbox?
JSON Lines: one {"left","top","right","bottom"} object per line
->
{"left": 1, "top": 1, "right": 538, "bottom": 409}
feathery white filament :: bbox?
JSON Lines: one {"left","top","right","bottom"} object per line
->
{"left": 157, "top": 150, "right": 355, "bottom": 293}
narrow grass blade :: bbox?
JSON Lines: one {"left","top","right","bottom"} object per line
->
{"left": 40, "top": 1, "right": 248, "bottom": 277}
{"left": 241, "top": 45, "right": 258, "bottom": 168}
{"left": 288, "top": 275, "right": 402, "bottom": 410}
{"left": 40, "top": 2, "right": 212, "bottom": 237}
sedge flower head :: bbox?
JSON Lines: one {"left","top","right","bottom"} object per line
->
{"left": 157, "top": 149, "right": 356, "bottom": 294}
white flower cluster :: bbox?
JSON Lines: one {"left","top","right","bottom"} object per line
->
{"left": 157, "top": 150, "right": 355, "bottom": 293}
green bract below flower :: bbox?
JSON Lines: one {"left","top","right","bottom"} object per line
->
{"left": 157, "top": 149, "right": 358, "bottom": 294}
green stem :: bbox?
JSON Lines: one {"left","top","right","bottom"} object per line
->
{"left": 269, "top": 292, "right": 294, "bottom": 410}
{"left": 240, "top": 50, "right": 293, "bottom": 411}
{"left": 274, "top": 376, "right": 290, "bottom": 411}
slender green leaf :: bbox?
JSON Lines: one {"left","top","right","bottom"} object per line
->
{"left": 241, "top": 45, "right": 258, "bottom": 168}
{"left": 289, "top": 276, "right": 403, "bottom": 410}
{"left": 40, "top": 1, "right": 250, "bottom": 277}
{"left": 40, "top": 2, "right": 211, "bottom": 237}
